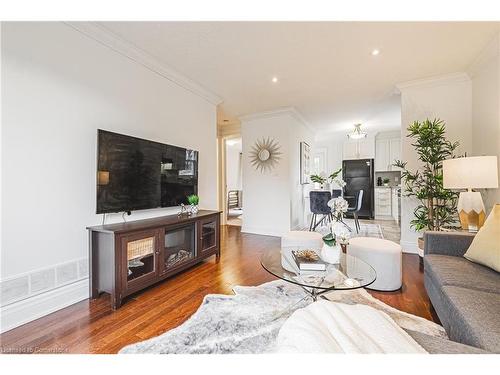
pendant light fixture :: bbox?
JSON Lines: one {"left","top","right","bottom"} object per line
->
{"left": 347, "top": 124, "right": 367, "bottom": 139}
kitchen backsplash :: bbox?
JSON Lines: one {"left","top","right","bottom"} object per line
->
{"left": 375, "top": 171, "right": 401, "bottom": 186}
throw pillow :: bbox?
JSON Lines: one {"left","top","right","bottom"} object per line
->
{"left": 464, "top": 204, "right": 500, "bottom": 272}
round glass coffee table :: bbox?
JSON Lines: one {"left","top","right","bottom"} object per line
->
{"left": 261, "top": 248, "right": 377, "bottom": 301}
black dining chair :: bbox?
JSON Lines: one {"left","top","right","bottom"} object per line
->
{"left": 309, "top": 191, "right": 332, "bottom": 231}
{"left": 347, "top": 190, "right": 364, "bottom": 233}
{"left": 331, "top": 189, "right": 343, "bottom": 198}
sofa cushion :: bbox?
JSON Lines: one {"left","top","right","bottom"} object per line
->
{"left": 440, "top": 286, "right": 500, "bottom": 353}
{"left": 424, "top": 254, "right": 500, "bottom": 294}
{"left": 405, "top": 329, "right": 491, "bottom": 354}
{"left": 464, "top": 204, "right": 500, "bottom": 272}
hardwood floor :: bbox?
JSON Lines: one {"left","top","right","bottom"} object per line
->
{"left": 0, "top": 226, "right": 437, "bottom": 354}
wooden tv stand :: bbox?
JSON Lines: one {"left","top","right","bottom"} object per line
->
{"left": 87, "top": 210, "right": 221, "bottom": 309}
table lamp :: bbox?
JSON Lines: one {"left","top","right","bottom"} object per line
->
{"left": 443, "top": 156, "right": 498, "bottom": 231}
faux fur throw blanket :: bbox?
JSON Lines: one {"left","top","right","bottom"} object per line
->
{"left": 276, "top": 300, "right": 427, "bottom": 353}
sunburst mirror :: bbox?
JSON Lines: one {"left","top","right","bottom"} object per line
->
{"left": 249, "top": 137, "right": 282, "bottom": 173}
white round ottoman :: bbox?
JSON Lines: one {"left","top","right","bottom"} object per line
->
{"left": 348, "top": 237, "right": 402, "bottom": 291}
{"left": 281, "top": 231, "right": 323, "bottom": 272}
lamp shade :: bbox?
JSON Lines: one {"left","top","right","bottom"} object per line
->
{"left": 443, "top": 156, "right": 498, "bottom": 189}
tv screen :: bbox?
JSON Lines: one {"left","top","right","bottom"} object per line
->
{"left": 96, "top": 130, "right": 198, "bottom": 214}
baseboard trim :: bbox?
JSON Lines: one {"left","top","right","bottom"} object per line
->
{"left": 0, "top": 278, "right": 89, "bottom": 333}
{"left": 400, "top": 240, "right": 419, "bottom": 255}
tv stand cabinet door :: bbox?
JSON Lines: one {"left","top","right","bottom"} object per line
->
{"left": 197, "top": 215, "right": 220, "bottom": 258}
{"left": 119, "top": 229, "right": 160, "bottom": 296}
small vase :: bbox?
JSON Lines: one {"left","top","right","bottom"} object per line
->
{"left": 190, "top": 204, "right": 199, "bottom": 214}
{"left": 340, "top": 243, "right": 347, "bottom": 254}
{"left": 321, "top": 243, "right": 341, "bottom": 264}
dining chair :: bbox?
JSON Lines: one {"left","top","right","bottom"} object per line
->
{"left": 347, "top": 190, "right": 364, "bottom": 233}
{"left": 331, "top": 189, "right": 343, "bottom": 198}
{"left": 309, "top": 191, "right": 332, "bottom": 231}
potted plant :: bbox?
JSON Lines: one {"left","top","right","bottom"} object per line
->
{"left": 321, "top": 196, "right": 350, "bottom": 263}
{"left": 310, "top": 168, "right": 344, "bottom": 190}
{"left": 383, "top": 178, "right": 390, "bottom": 187}
{"left": 394, "top": 118, "right": 460, "bottom": 258}
{"left": 187, "top": 194, "right": 200, "bottom": 214}
{"left": 310, "top": 173, "right": 327, "bottom": 189}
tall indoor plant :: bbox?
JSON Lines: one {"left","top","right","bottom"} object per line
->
{"left": 394, "top": 119, "right": 460, "bottom": 253}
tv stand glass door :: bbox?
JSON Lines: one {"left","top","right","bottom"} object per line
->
{"left": 122, "top": 229, "right": 160, "bottom": 293}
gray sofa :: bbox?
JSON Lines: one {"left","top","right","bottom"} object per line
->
{"left": 424, "top": 231, "right": 500, "bottom": 353}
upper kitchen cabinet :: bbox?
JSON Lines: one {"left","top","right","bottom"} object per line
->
{"left": 375, "top": 132, "right": 401, "bottom": 171}
{"left": 342, "top": 138, "right": 375, "bottom": 160}
{"left": 389, "top": 138, "right": 401, "bottom": 171}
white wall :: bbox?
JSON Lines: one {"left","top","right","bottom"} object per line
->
{"left": 397, "top": 73, "right": 472, "bottom": 254}
{"left": 241, "top": 109, "right": 313, "bottom": 236}
{"left": 289, "top": 121, "right": 315, "bottom": 230}
{"left": 314, "top": 134, "right": 343, "bottom": 174}
{"left": 469, "top": 35, "right": 500, "bottom": 213}
{"left": 1, "top": 22, "right": 217, "bottom": 331}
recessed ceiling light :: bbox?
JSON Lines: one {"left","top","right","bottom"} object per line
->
{"left": 271, "top": 77, "right": 278, "bottom": 83}
{"left": 371, "top": 49, "right": 380, "bottom": 56}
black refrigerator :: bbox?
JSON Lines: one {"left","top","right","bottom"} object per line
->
{"left": 342, "top": 159, "right": 374, "bottom": 219}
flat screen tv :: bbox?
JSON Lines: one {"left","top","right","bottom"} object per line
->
{"left": 96, "top": 129, "right": 198, "bottom": 214}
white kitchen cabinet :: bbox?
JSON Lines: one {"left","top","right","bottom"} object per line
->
{"left": 389, "top": 138, "right": 401, "bottom": 171}
{"left": 375, "top": 188, "right": 392, "bottom": 217}
{"left": 343, "top": 138, "right": 375, "bottom": 160}
{"left": 375, "top": 139, "right": 390, "bottom": 172}
{"left": 342, "top": 141, "right": 359, "bottom": 160}
{"left": 358, "top": 138, "right": 375, "bottom": 159}
{"left": 375, "top": 136, "right": 401, "bottom": 171}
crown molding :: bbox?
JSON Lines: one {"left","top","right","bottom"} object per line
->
{"left": 64, "top": 22, "right": 223, "bottom": 105}
{"left": 395, "top": 72, "right": 470, "bottom": 93}
{"left": 467, "top": 34, "right": 500, "bottom": 78}
{"left": 239, "top": 107, "right": 315, "bottom": 134}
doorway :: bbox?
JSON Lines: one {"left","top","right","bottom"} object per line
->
{"left": 225, "top": 138, "right": 243, "bottom": 226}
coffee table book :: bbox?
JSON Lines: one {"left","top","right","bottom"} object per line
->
{"left": 292, "top": 250, "right": 327, "bottom": 271}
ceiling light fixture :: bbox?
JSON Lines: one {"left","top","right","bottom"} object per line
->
{"left": 347, "top": 124, "right": 367, "bottom": 139}
{"left": 271, "top": 77, "right": 278, "bottom": 83}
{"left": 371, "top": 49, "right": 380, "bottom": 56}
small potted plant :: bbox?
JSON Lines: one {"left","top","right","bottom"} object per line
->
{"left": 383, "top": 178, "right": 390, "bottom": 187}
{"left": 310, "top": 173, "right": 327, "bottom": 189}
{"left": 187, "top": 194, "right": 199, "bottom": 214}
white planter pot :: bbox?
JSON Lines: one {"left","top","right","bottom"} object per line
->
{"left": 321, "top": 243, "right": 341, "bottom": 264}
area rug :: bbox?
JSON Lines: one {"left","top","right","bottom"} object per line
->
{"left": 343, "top": 220, "right": 384, "bottom": 239}
{"left": 119, "top": 280, "right": 445, "bottom": 354}
{"left": 305, "top": 221, "right": 384, "bottom": 239}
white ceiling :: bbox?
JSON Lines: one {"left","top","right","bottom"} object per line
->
{"left": 99, "top": 22, "right": 500, "bottom": 133}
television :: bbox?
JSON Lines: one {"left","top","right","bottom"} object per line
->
{"left": 96, "top": 129, "right": 198, "bottom": 214}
